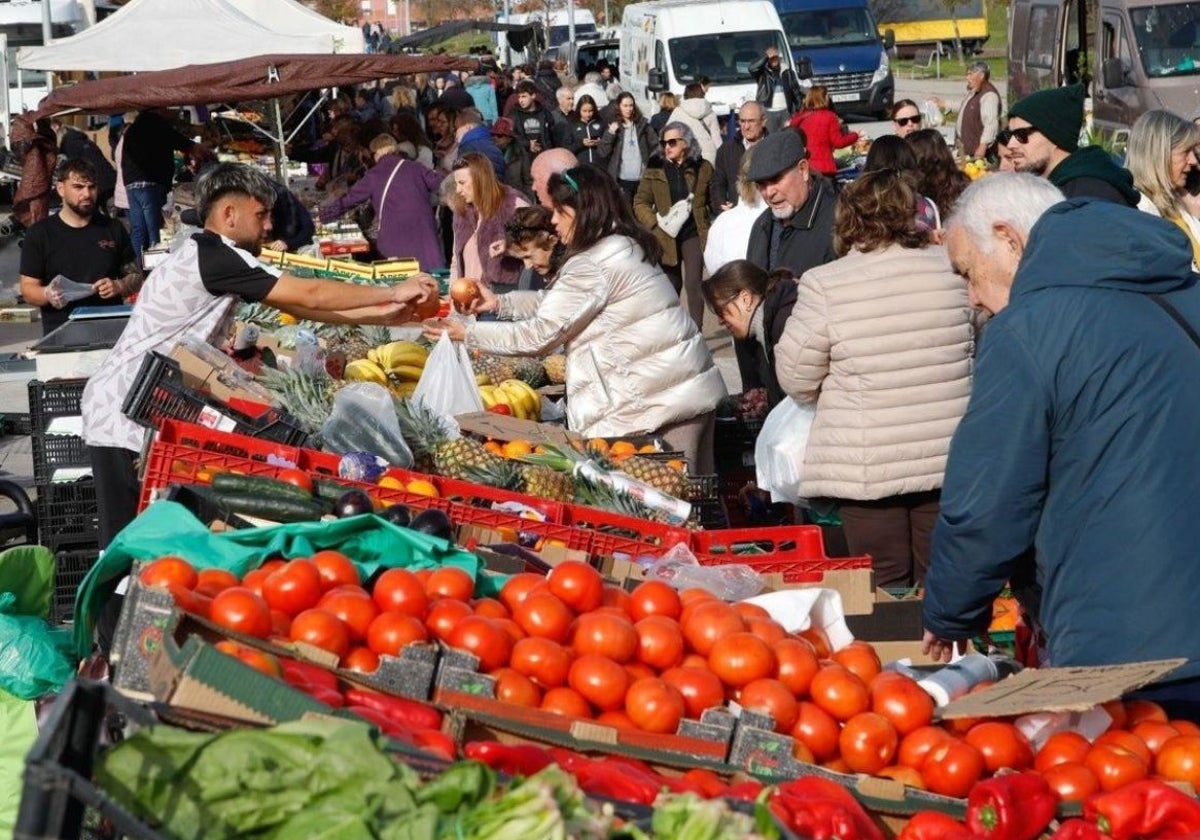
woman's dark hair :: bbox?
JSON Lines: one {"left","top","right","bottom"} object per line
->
{"left": 702, "top": 259, "right": 773, "bottom": 314}
{"left": 890, "top": 99, "right": 920, "bottom": 120}
{"left": 834, "top": 168, "right": 928, "bottom": 255}
{"left": 390, "top": 111, "right": 431, "bottom": 151}
{"left": 574, "top": 95, "right": 599, "bottom": 121}
{"left": 504, "top": 205, "right": 558, "bottom": 250}
{"left": 864, "top": 134, "right": 919, "bottom": 173}
{"left": 614, "top": 91, "right": 643, "bottom": 124}
{"left": 907, "top": 128, "right": 970, "bottom": 217}
{"left": 547, "top": 164, "right": 662, "bottom": 264}
{"left": 683, "top": 82, "right": 705, "bottom": 99}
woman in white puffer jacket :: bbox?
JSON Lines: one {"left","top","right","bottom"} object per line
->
{"left": 426, "top": 165, "right": 727, "bottom": 472}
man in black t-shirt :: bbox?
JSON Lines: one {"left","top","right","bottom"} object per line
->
{"left": 20, "top": 158, "right": 142, "bottom": 335}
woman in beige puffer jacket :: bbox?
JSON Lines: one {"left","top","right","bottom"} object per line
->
{"left": 427, "top": 166, "right": 727, "bottom": 472}
{"left": 774, "top": 169, "right": 974, "bottom": 587}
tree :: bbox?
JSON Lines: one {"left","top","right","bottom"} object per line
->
{"left": 306, "top": 0, "right": 358, "bottom": 24}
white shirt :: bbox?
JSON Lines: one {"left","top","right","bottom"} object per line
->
{"left": 703, "top": 195, "right": 768, "bottom": 274}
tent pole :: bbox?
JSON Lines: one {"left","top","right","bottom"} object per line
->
{"left": 273, "top": 97, "right": 287, "bottom": 184}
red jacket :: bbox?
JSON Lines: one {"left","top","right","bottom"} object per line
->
{"left": 789, "top": 108, "right": 859, "bottom": 176}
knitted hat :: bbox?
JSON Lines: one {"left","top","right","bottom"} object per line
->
{"left": 1007, "top": 83, "right": 1086, "bottom": 152}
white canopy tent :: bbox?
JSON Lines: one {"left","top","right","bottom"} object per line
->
{"left": 16, "top": 0, "right": 363, "bottom": 72}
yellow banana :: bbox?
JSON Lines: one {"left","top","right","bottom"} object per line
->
{"left": 501, "top": 379, "right": 540, "bottom": 421}
{"left": 516, "top": 381, "right": 542, "bottom": 420}
{"left": 478, "top": 386, "right": 497, "bottom": 410}
{"left": 499, "top": 381, "right": 532, "bottom": 420}
{"left": 344, "top": 359, "right": 388, "bottom": 385}
{"left": 367, "top": 347, "right": 381, "bottom": 366}
{"left": 390, "top": 364, "right": 427, "bottom": 382}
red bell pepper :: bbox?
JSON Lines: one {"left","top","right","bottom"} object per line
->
{"left": 967, "top": 771, "right": 1059, "bottom": 840}
{"left": 770, "top": 777, "right": 884, "bottom": 840}
{"left": 342, "top": 688, "right": 442, "bottom": 731}
{"left": 898, "top": 811, "right": 977, "bottom": 840}
{"left": 344, "top": 705, "right": 416, "bottom": 743}
{"left": 1051, "top": 819, "right": 1113, "bottom": 840}
{"left": 571, "top": 759, "right": 663, "bottom": 805}
{"left": 547, "top": 746, "right": 594, "bottom": 773}
{"left": 279, "top": 657, "right": 339, "bottom": 691}
{"left": 682, "top": 768, "right": 730, "bottom": 799}
{"left": 1084, "top": 780, "right": 1200, "bottom": 839}
{"left": 462, "top": 741, "right": 555, "bottom": 776}
{"left": 412, "top": 729, "right": 457, "bottom": 762}
{"left": 302, "top": 683, "right": 346, "bottom": 708}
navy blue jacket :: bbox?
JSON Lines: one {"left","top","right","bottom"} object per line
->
{"left": 923, "top": 199, "right": 1200, "bottom": 681}
{"left": 456, "top": 125, "right": 507, "bottom": 179}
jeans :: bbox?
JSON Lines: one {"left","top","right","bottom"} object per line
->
{"left": 126, "top": 183, "right": 169, "bottom": 258}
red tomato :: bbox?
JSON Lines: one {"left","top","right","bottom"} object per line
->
{"left": 500, "top": 573, "right": 546, "bottom": 613}
{"left": 310, "top": 550, "right": 360, "bottom": 590}
{"left": 920, "top": 737, "right": 985, "bottom": 798}
{"left": 572, "top": 611, "right": 638, "bottom": 663}
{"left": 319, "top": 589, "right": 378, "bottom": 642}
{"left": 366, "top": 611, "right": 428, "bottom": 656}
{"left": 546, "top": 560, "right": 604, "bottom": 613}
{"left": 600, "top": 585, "right": 631, "bottom": 614}
{"left": 628, "top": 580, "right": 682, "bottom": 622}
{"left": 372, "top": 568, "right": 429, "bottom": 618}
{"left": 840, "top": 712, "right": 899, "bottom": 775}
{"left": 831, "top": 641, "right": 882, "bottom": 685}
{"left": 342, "top": 646, "right": 380, "bottom": 673}
{"left": 1094, "top": 729, "right": 1153, "bottom": 766}
{"left": 1155, "top": 734, "right": 1200, "bottom": 785}
{"left": 541, "top": 686, "right": 593, "bottom": 718}
{"left": 424, "top": 566, "right": 474, "bottom": 602}
{"left": 596, "top": 709, "right": 638, "bottom": 729}
{"left": 493, "top": 667, "right": 541, "bottom": 707}
{"left": 214, "top": 641, "right": 282, "bottom": 677}
{"left": 1042, "top": 762, "right": 1100, "bottom": 802}
{"left": 682, "top": 601, "right": 746, "bottom": 656}
{"left": 708, "top": 632, "right": 776, "bottom": 688}
{"left": 1101, "top": 699, "right": 1128, "bottom": 731}
{"left": 448, "top": 616, "right": 513, "bottom": 672}
{"left": 168, "top": 583, "right": 212, "bottom": 618}
{"left": 625, "top": 677, "right": 686, "bottom": 734}
{"left": 808, "top": 664, "right": 870, "bottom": 721}
{"left": 1132, "top": 720, "right": 1181, "bottom": 755}
{"left": 898, "top": 725, "right": 951, "bottom": 769}
{"left": 139, "top": 556, "right": 198, "bottom": 591}
{"left": 1124, "top": 698, "right": 1169, "bottom": 726}
{"left": 870, "top": 673, "right": 934, "bottom": 736}
{"left": 262, "top": 559, "right": 323, "bottom": 616}
{"left": 424, "top": 598, "right": 473, "bottom": 642}
{"left": 1085, "top": 744, "right": 1149, "bottom": 791}
{"left": 733, "top": 602, "right": 771, "bottom": 620}
{"left": 791, "top": 701, "right": 842, "bottom": 763}
{"left": 276, "top": 468, "right": 314, "bottom": 494}
{"left": 1034, "top": 730, "right": 1093, "bottom": 773}
{"left": 739, "top": 678, "right": 799, "bottom": 732}
{"left": 240, "top": 567, "right": 271, "bottom": 598}
{"left": 269, "top": 609, "right": 292, "bottom": 637}
{"left": 745, "top": 617, "right": 788, "bottom": 646}
{"left": 568, "top": 654, "right": 630, "bottom": 711}
{"left": 289, "top": 608, "right": 351, "bottom": 658}
{"left": 661, "top": 666, "right": 725, "bottom": 720}
{"left": 472, "top": 597, "right": 509, "bottom": 619}
{"left": 634, "top": 616, "right": 686, "bottom": 671}
{"left": 209, "top": 587, "right": 271, "bottom": 638}
{"left": 774, "top": 638, "right": 821, "bottom": 697}
{"left": 494, "top": 618, "right": 526, "bottom": 644}
{"left": 799, "top": 627, "right": 832, "bottom": 659}
{"left": 625, "top": 661, "right": 656, "bottom": 682}
{"left": 964, "top": 721, "right": 1035, "bottom": 773}
{"left": 514, "top": 590, "right": 575, "bottom": 642}
{"left": 1175, "top": 720, "right": 1200, "bottom": 737}
{"left": 194, "top": 568, "right": 239, "bottom": 598}
{"left": 509, "top": 636, "right": 573, "bottom": 688}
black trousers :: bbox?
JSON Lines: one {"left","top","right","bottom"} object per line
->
{"left": 88, "top": 445, "right": 139, "bottom": 652}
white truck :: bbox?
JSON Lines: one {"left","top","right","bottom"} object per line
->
{"left": 620, "top": 0, "right": 793, "bottom": 117}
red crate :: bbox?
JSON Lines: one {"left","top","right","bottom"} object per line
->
{"left": 562, "top": 505, "right": 691, "bottom": 560}
{"left": 447, "top": 501, "right": 593, "bottom": 553}
{"left": 691, "top": 525, "right": 872, "bottom": 582}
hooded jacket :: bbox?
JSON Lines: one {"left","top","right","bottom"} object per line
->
{"left": 923, "top": 199, "right": 1200, "bottom": 681}
{"left": 465, "top": 77, "right": 499, "bottom": 125}
{"left": 1049, "top": 145, "right": 1139, "bottom": 206}
{"left": 666, "top": 99, "right": 723, "bottom": 164}
{"left": 598, "top": 118, "right": 658, "bottom": 182}
{"left": 466, "top": 235, "right": 727, "bottom": 437}
{"left": 632, "top": 153, "right": 713, "bottom": 266}
{"left": 456, "top": 124, "right": 507, "bottom": 179}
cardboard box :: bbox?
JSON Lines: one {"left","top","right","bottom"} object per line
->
{"left": 455, "top": 412, "right": 577, "bottom": 448}
{"left": 259, "top": 248, "right": 285, "bottom": 266}
{"left": 325, "top": 258, "right": 377, "bottom": 281}
{"left": 169, "top": 343, "right": 276, "bottom": 408}
{"left": 283, "top": 252, "right": 331, "bottom": 272}
{"left": 0, "top": 307, "right": 39, "bottom": 323}
{"left": 373, "top": 259, "right": 421, "bottom": 278}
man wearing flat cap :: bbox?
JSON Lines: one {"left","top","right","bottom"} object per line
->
{"left": 1005, "top": 83, "right": 1139, "bottom": 205}
{"left": 744, "top": 129, "right": 837, "bottom": 275}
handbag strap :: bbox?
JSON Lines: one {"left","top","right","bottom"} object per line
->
{"left": 1149, "top": 292, "right": 1200, "bottom": 351}
{"left": 376, "top": 160, "right": 404, "bottom": 230}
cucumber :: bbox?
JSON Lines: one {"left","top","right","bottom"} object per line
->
{"left": 210, "top": 491, "right": 328, "bottom": 523}
{"left": 212, "top": 472, "right": 314, "bottom": 502}
{"left": 314, "top": 478, "right": 353, "bottom": 502}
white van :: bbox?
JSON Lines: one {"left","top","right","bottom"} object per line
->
{"left": 620, "top": 0, "right": 793, "bottom": 117}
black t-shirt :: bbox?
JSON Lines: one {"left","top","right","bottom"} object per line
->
{"left": 193, "top": 231, "right": 278, "bottom": 302}
{"left": 20, "top": 213, "right": 134, "bottom": 334}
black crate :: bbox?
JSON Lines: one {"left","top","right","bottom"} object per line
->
{"left": 53, "top": 548, "right": 99, "bottom": 625}
{"left": 28, "top": 379, "right": 88, "bottom": 426}
{"left": 121, "top": 352, "right": 309, "bottom": 447}
{"left": 692, "top": 498, "right": 730, "bottom": 530}
{"left": 1, "top": 412, "right": 32, "bottom": 436}
{"left": 687, "top": 473, "right": 720, "bottom": 503}
{"left": 36, "top": 480, "right": 100, "bottom": 551}
{"left": 16, "top": 679, "right": 167, "bottom": 840}
{"left": 32, "top": 433, "right": 89, "bottom": 484}
{"left": 714, "top": 417, "right": 760, "bottom": 473}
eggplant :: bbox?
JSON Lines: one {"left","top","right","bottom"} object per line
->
{"left": 409, "top": 509, "right": 453, "bottom": 540}
{"left": 335, "top": 489, "right": 375, "bottom": 518}
{"left": 379, "top": 504, "right": 412, "bottom": 527}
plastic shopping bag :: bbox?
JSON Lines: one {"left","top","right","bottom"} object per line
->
{"left": 656, "top": 195, "right": 693, "bottom": 239}
{"left": 45, "top": 275, "right": 98, "bottom": 308}
{"left": 320, "top": 382, "right": 414, "bottom": 468}
{"left": 755, "top": 397, "right": 816, "bottom": 504}
{"left": 412, "top": 331, "right": 484, "bottom": 417}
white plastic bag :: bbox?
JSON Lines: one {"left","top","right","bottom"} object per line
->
{"left": 320, "top": 383, "right": 414, "bottom": 468}
{"left": 46, "top": 275, "right": 97, "bottom": 308}
{"left": 656, "top": 195, "right": 693, "bottom": 239}
{"left": 755, "top": 397, "right": 816, "bottom": 504}
{"left": 412, "top": 332, "right": 485, "bottom": 417}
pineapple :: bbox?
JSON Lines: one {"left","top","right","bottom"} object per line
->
{"left": 395, "top": 399, "right": 505, "bottom": 480}
{"left": 471, "top": 352, "right": 516, "bottom": 385}
{"left": 257, "top": 365, "right": 337, "bottom": 436}
{"left": 573, "top": 473, "right": 671, "bottom": 524}
{"left": 513, "top": 358, "right": 548, "bottom": 389}
{"left": 542, "top": 354, "right": 567, "bottom": 385}
{"left": 598, "top": 452, "right": 689, "bottom": 500}
{"left": 521, "top": 465, "right": 575, "bottom": 502}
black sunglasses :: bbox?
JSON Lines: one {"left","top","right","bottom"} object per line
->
{"left": 661, "top": 137, "right": 684, "bottom": 148}
{"left": 1008, "top": 126, "right": 1041, "bottom": 144}
{"left": 894, "top": 115, "right": 921, "bottom": 127}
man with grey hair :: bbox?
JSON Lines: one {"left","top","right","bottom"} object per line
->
{"left": 81, "top": 163, "right": 437, "bottom": 550}
{"left": 924, "top": 174, "right": 1200, "bottom": 716}
{"left": 712, "top": 100, "right": 768, "bottom": 215}
{"left": 955, "top": 61, "right": 1002, "bottom": 160}
{"left": 530, "top": 147, "right": 579, "bottom": 208}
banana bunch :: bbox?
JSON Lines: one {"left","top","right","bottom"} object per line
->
{"left": 479, "top": 378, "right": 542, "bottom": 420}
{"left": 344, "top": 358, "right": 389, "bottom": 385}
{"left": 368, "top": 341, "right": 430, "bottom": 383}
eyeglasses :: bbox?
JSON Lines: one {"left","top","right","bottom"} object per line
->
{"left": 739, "top": 118, "right": 763, "bottom": 125}
{"left": 1007, "top": 126, "right": 1041, "bottom": 144}
{"left": 893, "top": 115, "right": 921, "bottom": 127}
{"left": 995, "top": 128, "right": 1013, "bottom": 146}
{"left": 661, "top": 137, "right": 684, "bottom": 148}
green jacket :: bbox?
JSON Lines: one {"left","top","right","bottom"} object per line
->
{"left": 633, "top": 154, "right": 712, "bottom": 266}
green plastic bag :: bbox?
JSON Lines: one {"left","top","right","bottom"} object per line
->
{"left": 0, "top": 689, "right": 38, "bottom": 837}
{"left": 0, "top": 546, "right": 75, "bottom": 699}
{"left": 0, "top": 545, "right": 55, "bottom": 620}
{"left": 72, "top": 502, "right": 481, "bottom": 658}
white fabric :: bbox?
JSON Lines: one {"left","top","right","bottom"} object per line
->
{"left": 18, "top": 0, "right": 363, "bottom": 72}
{"left": 1137, "top": 193, "right": 1200, "bottom": 270}
{"left": 573, "top": 82, "right": 609, "bottom": 109}
{"left": 667, "top": 99, "right": 723, "bottom": 165}
{"left": 703, "top": 195, "right": 767, "bottom": 273}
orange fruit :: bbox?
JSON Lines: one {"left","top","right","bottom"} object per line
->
{"left": 666, "top": 459, "right": 687, "bottom": 473}
{"left": 484, "top": 440, "right": 504, "bottom": 456}
{"left": 378, "top": 475, "right": 406, "bottom": 490}
{"left": 405, "top": 478, "right": 440, "bottom": 498}
{"left": 610, "top": 441, "right": 637, "bottom": 459}
{"left": 586, "top": 438, "right": 610, "bottom": 456}
{"left": 638, "top": 444, "right": 658, "bottom": 454}
{"left": 502, "top": 440, "right": 534, "bottom": 459}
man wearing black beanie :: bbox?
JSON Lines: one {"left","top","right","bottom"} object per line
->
{"left": 1005, "top": 83, "right": 1139, "bottom": 206}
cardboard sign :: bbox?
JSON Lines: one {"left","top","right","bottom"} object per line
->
{"left": 455, "top": 411, "right": 577, "bottom": 448}
{"left": 941, "top": 658, "right": 1187, "bottom": 718}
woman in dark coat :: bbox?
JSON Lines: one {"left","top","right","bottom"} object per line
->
{"left": 562, "top": 95, "right": 608, "bottom": 168}
{"left": 599, "top": 92, "right": 658, "bottom": 202}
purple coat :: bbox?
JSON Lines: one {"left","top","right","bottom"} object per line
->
{"left": 320, "top": 154, "right": 446, "bottom": 270}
